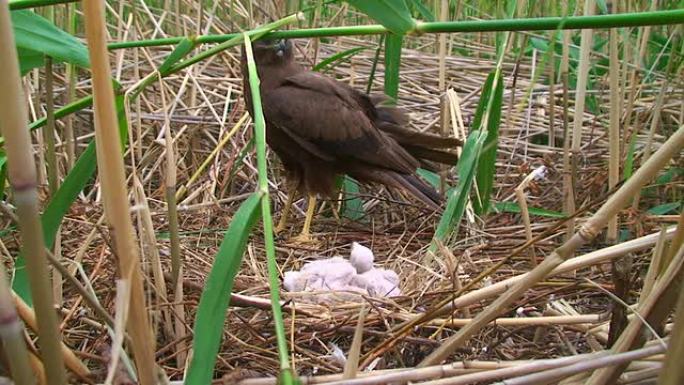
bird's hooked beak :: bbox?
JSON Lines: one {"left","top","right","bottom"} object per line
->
{"left": 275, "top": 39, "right": 288, "bottom": 57}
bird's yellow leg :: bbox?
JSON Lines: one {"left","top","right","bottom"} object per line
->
{"left": 274, "top": 191, "right": 295, "bottom": 234}
{"left": 291, "top": 194, "right": 317, "bottom": 244}
{"left": 330, "top": 200, "right": 342, "bottom": 224}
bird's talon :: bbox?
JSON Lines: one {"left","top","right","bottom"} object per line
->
{"left": 288, "top": 233, "right": 319, "bottom": 246}
{"left": 273, "top": 224, "right": 287, "bottom": 235}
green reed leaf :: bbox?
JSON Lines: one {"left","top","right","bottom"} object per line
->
{"left": 184, "top": 193, "right": 262, "bottom": 385}
{"left": 345, "top": 0, "right": 416, "bottom": 35}
{"left": 11, "top": 10, "right": 89, "bottom": 74}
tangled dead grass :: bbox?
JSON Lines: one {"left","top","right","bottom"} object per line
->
{"left": 3, "top": 5, "right": 682, "bottom": 384}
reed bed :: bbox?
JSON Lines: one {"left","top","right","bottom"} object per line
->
{"left": 0, "top": 0, "right": 682, "bottom": 384}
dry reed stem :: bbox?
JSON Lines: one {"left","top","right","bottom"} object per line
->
{"left": 158, "top": 72, "right": 186, "bottom": 367}
{"left": 657, "top": 256, "right": 684, "bottom": 385}
{"left": 11, "top": 293, "right": 90, "bottom": 378}
{"left": 514, "top": 168, "right": 541, "bottom": 266}
{"left": 639, "top": 228, "right": 668, "bottom": 305}
{"left": 0, "top": 1, "right": 66, "bottom": 383}
{"left": 498, "top": 343, "right": 666, "bottom": 385}
{"left": 103, "top": 280, "right": 130, "bottom": 385}
{"left": 587, "top": 214, "right": 684, "bottom": 385}
{"left": 0, "top": 264, "right": 34, "bottom": 385}
{"left": 420, "top": 125, "right": 684, "bottom": 366}
{"left": 567, "top": 0, "right": 594, "bottom": 250}
{"left": 428, "top": 314, "right": 603, "bottom": 327}
{"left": 81, "top": 1, "right": 156, "bottom": 384}
{"left": 342, "top": 305, "right": 366, "bottom": 380}
{"left": 606, "top": 27, "right": 620, "bottom": 242}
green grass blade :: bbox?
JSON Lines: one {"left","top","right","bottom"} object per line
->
{"left": 365, "top": 35, "right": 384, "bottom": 94}
{"left": 473, "top": 71, "right": 504, "bottom": 214}
{"left": 345, "top": 0, "right": 416, "bottom": 35}
{"left": 11, "top": 10, "right": 89, "bottom": 71}
{"left": 184, "top": 193, "right": 262, "bottom": 385}
{"left": 656, "top": 167, "right": 683, "bottom": 185}
{"left": 417, "top": 168, "right": 441, "bottom": 190}
{"left": 157, "top": 37, "right": 197, "bottom": 75}
{"left": 384, "top": 33, "right": 403, "bottom": 100}
{"left": 623, "top": 130, "right": 638, "bottom": 180}
{"left": 243, "top": 33, "right": 294, "bottom": 381}
{"left": 25, "top": 94, "right": 93, "bottom": 134}
{"left": 226, "top": 138, "right": 254, "bottom": 190}
{"left": 406, "top": 0, "right": 435, "bottom": 21}
{"left": 493, "top": 201, "right": 566, "bottom": 218}
{"left": 471, "top": 73, "right": 495, "bottom": 133}
{"left": 313, "top": 46, "right": 367, "bottom": 73}
{"left": 16, "top": 47, "right": 44, "bottom": 76}
{"left": 432, "top": 129, "right": 487, "bottom": 250}
{"left": 12, "top": 93, "right": 128, "bottom": 303}
{"left": 647, "top": 202, "right": 681, "bottom": 215}
{"left": 41, "top": 141, "right": 96, "bottom": 249}
{"left": 596, "top": 0, "right": 608, "bottom": 14}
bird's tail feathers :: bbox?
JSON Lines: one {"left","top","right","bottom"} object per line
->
{"left": 370, "top": 97, "right": 461, "bottom": 167}
{"left": 389, "top": 173, "right": 442, "bottom": 211}
{"left": 403, "top": 145, "right": 459, "bottom": 168}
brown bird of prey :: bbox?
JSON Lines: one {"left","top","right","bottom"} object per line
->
{"left": 241, "top": 39, "right": 459, "bottom": 243}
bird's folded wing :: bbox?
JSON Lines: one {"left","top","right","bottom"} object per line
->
{"left": 262, "top": 71, "right": 419, "bottom": 174}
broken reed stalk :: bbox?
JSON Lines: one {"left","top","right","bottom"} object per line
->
{"left": 362, "top": 226, "right": 673, "bottom": 369}
{"left": 81, "top": 1, "right": 156, "bottom": 384}
{"left": 497, "top": 343, "right": 665, "bottom": 385}
{"left": 586, "top": 257, "right": 682, "bottom": 384}
{"left": 0, "top": 1, "right": 66, "bottom": 384}
{"left": 587, "top": 212, "right": 684, "bottom": 385}
{"left": 419, "top": 125, "right": 684, "bottom": 366}
{"left": 427, "top": 314, "right": 603, "bottom": 327}
{"left": 43, "top": 58, "right": 58, "bottom": 195}
{"left": 342, "top": 306, "right": 367, "bottom": 380}
{"left": 514, "top": 169, "right": 540, "bottom": 266}
{"left": 640, "top": 228, "right": 668, "bottom": 302}
{"left": 44, "top": 55, "right": 65, "bottom": 310}
{"left": 0, "top": 265, "right": 34, "bottom": 384}
{"left": 568, "top": 0, "right": 594, "bottom": 249}
{"left": 12, "top": 292, "right": 91, "bottom": 379}
{"left": 607, "top": 28, "right": 620, "bottom": 242}
{"left": 632, "top": 62, "right": 672, "bottom": 211}
{"left": 607, "top": 21, "right": 629, "bottom": 348}
{"left": 236, "top": 341, "right": 663, "bottom": 385}
{"left": 64, "top": 2, "right": 77, "bottom": 168}
{"left": 437, "top": 0, "right": 448, "bottom": 195}
{"left": 658, "top": 260, "right": 684, "bottom": 385}
{"left": 560, "top": 0, "right": 573, "bottom": 243}
{"left": 158, "top": 75, "right": 187, "bottom": 368}
{"left": 362, "top": 188, "right": 664, "bottom": 368}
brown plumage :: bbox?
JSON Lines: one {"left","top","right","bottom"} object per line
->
{"left": 241, "top": 39, "right": 459, "bottom": 241}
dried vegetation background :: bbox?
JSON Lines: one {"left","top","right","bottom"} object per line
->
{"left": 3, "top": 1, "right": 683, "bottom": 383}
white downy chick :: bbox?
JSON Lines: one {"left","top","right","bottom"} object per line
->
{"left": 349, "top": 242, "right": 374, "bottom": 273}
{"left": 355, "top": 268, "right": 401, "bottom": 297}
{"left": 284, "top": 257, "right": 357, "bottom": 292}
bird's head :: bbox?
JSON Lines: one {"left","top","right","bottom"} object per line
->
{"left": 250, "top": 38, "right": 294, "bottom": 66}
